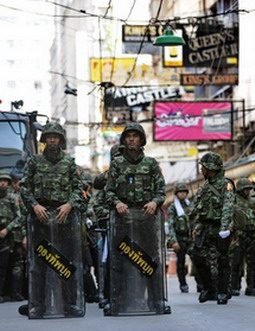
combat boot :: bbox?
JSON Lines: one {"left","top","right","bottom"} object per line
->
{"left": 198, "top": 290, "right": 217, "bottom": 303}
{"left": 180, "top": 285, "right": 189, "bottom": 293}
{"left": 217, "top": 293, "right": 228, "bottom": 304}
{"left": 245, "top": 287, "right": 255, "bottom": 296}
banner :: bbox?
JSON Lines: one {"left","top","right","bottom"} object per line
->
{"left": 154, "top": 101, "right": 233, "bottom": 141}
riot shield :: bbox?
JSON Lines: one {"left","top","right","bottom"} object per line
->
{"left": 104, "top": 207, "right": 171, "bottom": 316}
{"left": 27, "top": 208, "right": 85, "bottom": 319}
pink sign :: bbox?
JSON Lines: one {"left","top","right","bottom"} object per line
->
{"left": 154, "top": 101, "right": 233, "bottom": 141}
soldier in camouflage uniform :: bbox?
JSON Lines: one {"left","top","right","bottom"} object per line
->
{"left": 189, "top": 152, "right": 235, "bottom": 305}
{"left": 21, "top": 122, "right": 84, "bottom": 318}
{"left": 92, "top": 144, "right": 124, "bottom": 308}
{"left": 0, "top": 173, "right": 22, "bottom": 303}
{"left": 7, "top": 173, "right": 27, "bottom": 301}
{"left": 105, "top": 123, "right": 168, "bottom": 314}
{"left": 167, "top": 183, "right": 192, "bottom": 293}
{"left": 231, "top": 178, "right": 255, "bottom": 296}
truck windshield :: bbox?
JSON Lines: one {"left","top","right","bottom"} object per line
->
{"left": 0, "top": 121, "right": 27, "bottom": 173}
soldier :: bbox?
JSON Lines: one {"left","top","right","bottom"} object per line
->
{"left": 231, "top": 178, "right": 255, "bottom": 296}
{"left": 7, "top": 173, "right": 27, "bottom": 301}
{"left": 20, "top": 122, "right": 84, "bottom": 319}
{"left": 0, "top": 173, "right": 21, "bottom": 303}
{"left": 92, "top": 144, "right": 124, "bottom": 308}
{"left": 105, "top": 123, "right": 169, "bottom": 315}
{"left": 189, "top": 152, "right": 234, "bottom": 305}
{"left": 167, "top": 183, "right": 192, "bottom": 293}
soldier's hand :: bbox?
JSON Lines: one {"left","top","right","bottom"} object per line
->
{"left": 0, "top": 228, "right": 8, "bottom": 238}
{"left": 116, "top": 202, "right": 129, "bottom": 215}
{"left": 172, "top": 242, "right": 181, "bottom": 252}
{"left": 33, "top": 204, "right": 48, "bottom": 222}
{"left": 143, "top": 201, "right": 157, "bottom": 215}
{"left": 57, "top": 203, "right": 72, "bottom": 223}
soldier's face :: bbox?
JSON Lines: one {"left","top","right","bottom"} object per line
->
{"left": 124, "top": 131, "right": 142, "bottom": 150}
{"left": 45, "top": 133, "right": 61, "bottom": 150}
{"left": 176, "top": 191, "right": 188, "bottom": 200}
{"left": 0, "top": 179, "right": 9, "bottom": 189}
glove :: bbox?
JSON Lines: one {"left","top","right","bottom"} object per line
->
{"left": 219, "top": 230, "right": 231, "bottom": 239}
{"left": 86, "top": 218, "right": 93, "bottom": 229}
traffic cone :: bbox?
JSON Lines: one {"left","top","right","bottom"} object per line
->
{"left": 167, "top": 249, "right": 177, "bottom": 275}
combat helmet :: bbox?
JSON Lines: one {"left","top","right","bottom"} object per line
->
{"left": 0, "top": 172, "right": 12, "bottom": 184}
{"left": 175, "top": 182, "right": 189, "bottom": 194}
{"left": 120, "top": 123, "right": 146, "bottom": 147}
{"left": 40, "top": 122, "right": 66, "bottom": 149}
{"left": 236, "top": 178, "right": 254, "bottom": 192}
{"left": 199, "top": 152, "right": 223, "bottom": 171}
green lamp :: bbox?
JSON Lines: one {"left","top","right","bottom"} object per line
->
{"left": 153, "top": 26, "right": 185, "bottom": 46}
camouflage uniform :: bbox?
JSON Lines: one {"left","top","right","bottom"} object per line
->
{"left": 7, "top": 174, "right": 27, "bottom": 301}
{"left": 230, "top": 178, "right": 255, "bottom": 296}
{"left": 0, "top": 173, "right": 22, "bottom": 303}
{"left": 189, "top": 152, "right": 234, "bottom": 304}
{"left": 21, "top": 122, "right": 84, "bottom": 318}
{"left": 79, "top": 172, "right": 99, "bottom": 304}
{"left": 168, "top": 183, "right": 192, "bottom": 292}
{"left": 105, "top": 123, "right": 167, "bottom": 314}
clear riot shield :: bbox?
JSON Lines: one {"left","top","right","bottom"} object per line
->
{"left": 104, "top": 207, "right": 171, "bottom": 316}
{"left": 27, "top": 208, "right": 85, "bottom": 319}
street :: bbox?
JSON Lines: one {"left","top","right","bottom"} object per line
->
{"left": 1, "top": 275, "right": 255, "bottom": 331}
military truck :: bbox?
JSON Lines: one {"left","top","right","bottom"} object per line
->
{"left": 0, "top": 110, "right": 47, "bottom": 176}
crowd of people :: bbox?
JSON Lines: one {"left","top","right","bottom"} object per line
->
{"left": 0, "top": 120, "right": 255, "bottom": 319}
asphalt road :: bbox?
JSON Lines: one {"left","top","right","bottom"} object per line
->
{"left": 1, "top": 276, "right": 255, "bottom": 331}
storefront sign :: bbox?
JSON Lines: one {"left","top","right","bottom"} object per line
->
{"left": 154, "top": 101, "right": 233, "bottom": 141}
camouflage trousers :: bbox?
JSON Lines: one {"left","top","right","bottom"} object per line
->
{"left": 230, "top": 234, "right": 255, "bottom": 289}
{"left": 192, "top": 234, "right": 231, "bottom": 294}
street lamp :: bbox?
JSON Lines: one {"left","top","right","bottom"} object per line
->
{"left": 153, "top": 26, "right": 185, "bottom": 46}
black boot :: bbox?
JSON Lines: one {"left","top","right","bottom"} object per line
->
{"left": 217, "top": 293, "right": 228, "bottom": 304}
{"left": 199, "top": 290, "right": 217, "bottom": 303}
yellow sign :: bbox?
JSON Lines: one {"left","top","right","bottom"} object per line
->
{"left": 90, "top": 58, "right": 136, "bottom": 82}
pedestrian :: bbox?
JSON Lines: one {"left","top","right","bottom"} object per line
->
{"left": 0, "top": 173, "right": 22, "bottom": 303}
{"left": 105, "top": 123, "right": 170, "bottom": 315}
{"left": 189, "top": 152, "right": 234, "bottom": 304}
{"left": 20, "top": 122, "right": 84, "bottom": 319}
{"left": 167, "top": 182, "right": 202, "bottom": 293}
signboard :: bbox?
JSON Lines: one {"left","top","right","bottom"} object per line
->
{"left": 153, "top": 101, "right": 233, "bottom": 141}
{"left": 182, "top": 22, "right": 239, "bottom": 68}
{"left": 90, "top": 58, "right": 136, "bottom": 82}
{"left": 104, "top": 85, "right": 181, "bottom": 111}
{"left": 122, "top": 25, "right": 163, "bottom": 43}
{"left": 180, "top": 73, "right": 238, "bottom": 86}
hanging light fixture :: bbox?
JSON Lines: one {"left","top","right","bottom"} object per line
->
{"left": 153, "top": 26, "right": 185, "bottom": 46}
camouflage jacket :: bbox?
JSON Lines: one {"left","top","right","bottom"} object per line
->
{"left": 9, "top": 190, "right": 27, "bottom": 241}
{"left": 106, "top": 151, "right": 165, "bottom": 208}
{"left": 235, "top": 193, "right": 255, "bottom": 232}
{"left": 93, "top": 189, "right": 109, "bottom": 221}
{"left": 21, "top": 150, "right": 82, "bottom": 209}
{"left": 189, "top": 170, "right": 234, "bottom": 233}
{"left": 168, "top": 200, "right": 191, "bottom": 244}
{"left": 0, "top": 192, "right": 21, "bottom": 248}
